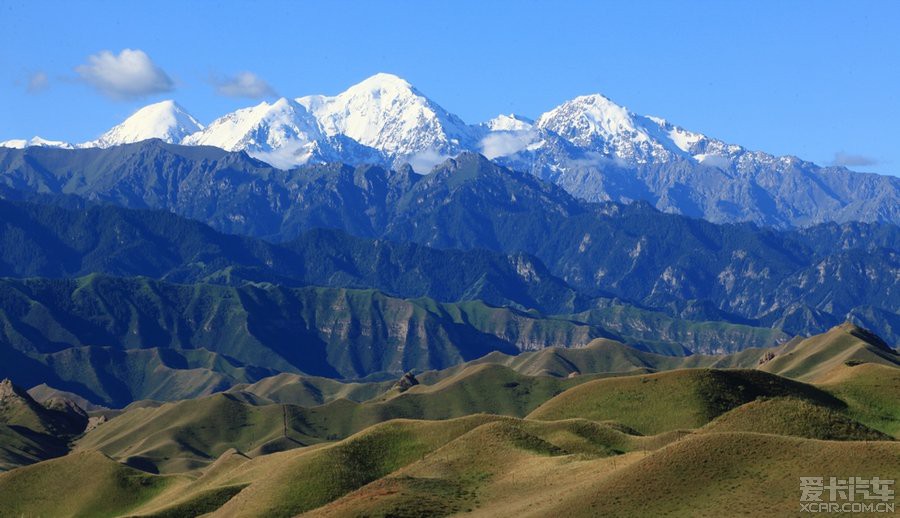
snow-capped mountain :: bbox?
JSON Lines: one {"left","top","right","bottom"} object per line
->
{"left": 182, "top": 97, "right": 381, "bottom": 169}
{"left": 522, "top": 93, "right": 802, "bottom": 176}
{"left": 3, "top": 73, "right": 897, "bottom": 227}
{"left": 481, "top": 92, "right": 899, "bottom": 227}
{"left": 533, "top": 94, "right": 693, "bottom": 164}
{"left": 297, "top": 73, "right": 478, "bottom": 169}
{"left": 85, "top": 100, "right": 204, "bottom": 148}
{"left": 0, "top": 136, "right": 73, "bottom": 149}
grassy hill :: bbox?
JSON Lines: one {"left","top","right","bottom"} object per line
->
{"left": 227, "top": 373, "right": 394, "bottom": 406}
{"left": 0, "top": 450, "right": 177, "bottom": 517}
{"left": 0, "top": 378, "right": 88, "bottom": 471}
{"left": 758, "top": 322, "right": 900, "bottom": 383}
{"left": 516, "top": 432, "right": 900, "bottom": 518}
{"left": 61, "top": 325, "right": 900, "bottom": 475}
{"left": 700, "top": 397, "right": 891, "bottom": 440}
{"left": 0, "top": 424, "right": 68, "bottom": 472}
{"left": 150, "top": 416, "right": 508, "bottom": 518}
{"left": 74, "top": 363, "right": 590, "bottom": 473}
{"left": 5, "top": 415, "right": 896, "bottom": 518}
{"left": 465, "top": 337, "right": 767, "bottom": 377}
{"left": 818, "top": 362, "right": 900, "bottom": 437}
{"left": 0, "top": 324, "right": 897, "bottom": 515}
{"left": 526, "top": 368, "right": 841, "bottom": 434}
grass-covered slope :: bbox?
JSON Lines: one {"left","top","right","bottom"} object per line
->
{"left": 819, "top": 362, "right": 900, "bottom": 437}
{"left": 74, "top": 393, "right": 298, "bottom": 474}
{"left": 0, "top": 325, "right": 896, "bottom": 515}
{"left": 180, "top": 416, "right": 507, "bottom": 518}
{"left": 465, "top": 338, "right": 768, "bottom": 378}
{"left": 74, "top": 364, "right": 589, "bottom": 473}
{"left": 308, "top": 417, "right": 666, "bottom": 517}
{"left": 66, "top": 324, "right": 900, "bottom": 475}
{"left": 0, "top": 424, "right": 68, "bottom": 472}
{"left": 701, "top": 397, "right": 891, "bottom": 440}
{"left": 227, "top": 373, "right": 395, "bottom": 407}
{"left": 0, "top": 451, "right": 177, "bottom": 517}
{"left": 526, "top": 368, "right": 842, "bottom": 434}
{"left": 528, "top": 432, "right": 900, "bottom": 518}
{"left": 0, "top": 378, "right": 87, "bottom": 471}
{"left": 759, "top": 322, "right": 900, "bottom": 383}
{"left": 5, "top": 419, "right": 895, "bottom": 518}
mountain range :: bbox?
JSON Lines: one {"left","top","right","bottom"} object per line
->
{"left": 0, "top": 147, "right": 896, "bottom": 346}
{"left": 0, "top": 70, "right": 897, "bottom": 516}
{"left": 3, "top": 73, "right": 898, "bottom": 228}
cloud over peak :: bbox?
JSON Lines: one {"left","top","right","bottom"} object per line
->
{"left": 75, "top": 49, "right": 174, "bottom": 100}
{"left": 832, "top": 151, "right": 878, "bottom": 168}
{"left": 26, "top": 71, "right": 49, "bottom": 93}
{"left": 212, "top": 71, "right": 276, "bottom": 99}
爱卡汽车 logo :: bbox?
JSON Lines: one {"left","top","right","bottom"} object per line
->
{"left": 800, "top": 476, "right": 895, "bottom": 513}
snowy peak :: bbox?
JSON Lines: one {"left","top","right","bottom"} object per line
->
{"left": 88, "top": 100, "right": 203, "bottom": 148}
{"left": 641, "top": 116, "right": 706, "bottom": 153}
{"left": 183, "top": 97, "right": 324, "bottom": 152}
{"left": 180, "top": 97, "right": 381, "bottom": 169}
{"left": 0, "top": 136, "right": 73, "bottom": 149}
{"left": 537, "top": 94, "right": 649, "bottom": 150}
{"left": 344, "top": 72, "right": 416, "bottom": 96}
{"left": 0, "top": 75, "right": 810, "bottom": 176}
{"left": 535, "top": 94, "right": 708, "bottom": 163}
{"left": 297, "top": 73, "right": 477, "bottom": 160}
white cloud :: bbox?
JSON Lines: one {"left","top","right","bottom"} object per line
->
{"left": 565, "top": 151, "right": 629, "bottom": 169}
{"left": 406, "top": 148, "right": 452, "bottom": 173}
{"left": 479, "top": 129, "right": 539, "bottom": 159}
{"left": 26, "top": 71, "right": 48, "bottom": 93}
{"left": 75, "top": 49, "right": 174, "bottom": 99}
{"left": 831, "top": 151, "right": 877, "bottom": 168}
{"left": 249, "top": 140, "right": 314, "bottom": 169}
{"left": 213, "top": 71, "right": 276, "bottom": 98}
{"left": 695, "top": 154, "right": 732, "bottom": 170}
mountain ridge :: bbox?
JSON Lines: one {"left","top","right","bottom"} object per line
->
{"left": 4, "top": 73, "right": 897, "bottom": 227}
{"left": 0, "top": 145, "right": 896, "bottom": 344}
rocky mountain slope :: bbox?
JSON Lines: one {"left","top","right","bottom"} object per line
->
{"left": 0, "top": 145, "right": 894, "bottom": 344}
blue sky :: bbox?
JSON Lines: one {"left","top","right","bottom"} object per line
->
{"left": 2, "top": 0, "right": 898, "bottom": 175}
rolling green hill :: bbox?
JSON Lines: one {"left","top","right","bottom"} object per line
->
{"left": 74, "top": 363, "right": 591, "bottom": 473}
{"left": 0, "top": 450, "right": 177, "bottom": 516}
{"left": 758, "top": 322, "right": 900, "bottom": 383}
{"left": 4, "top": 416, "right": 895, "bottom": 518}
{"left": 70, "top": 324, "right": 900, "bottom": 475}
{"left": 0, "top": 324, "right": 896, "bottom": 515}
{"left": 700, "top": 397, "right": 891, "bottom": 440}
{"left": 819, "top": 363, "right": 900, "bottom": 437}
{"left": 0, "top": 424, "right": 68, "bottom": 472}
{"left": 523, "top": 432, "right": 900, "bottom": 518}
{"left": 526, "top": 369, "right": 843, "bottom": 434}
